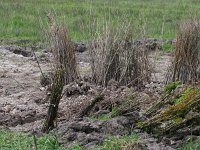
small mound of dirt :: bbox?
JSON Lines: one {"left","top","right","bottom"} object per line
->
{"left": 4, "top": 45, "right": 32, "bottom": 57}
{"left": 54, "top": 114, "right": 141, "bottom": 149}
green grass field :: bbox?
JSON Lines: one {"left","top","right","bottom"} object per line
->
{"left": 1, "top": 0, "right": 200, "bottom": 44}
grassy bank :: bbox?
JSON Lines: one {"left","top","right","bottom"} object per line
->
{"left": 0, "top": 130, "right": 139, "bottom": 150}
{"left": 1, "top": 0, "right": 200, "bottom": 44}
{"left": 0, "top": 129, "right": 200, "bottom": 150}
{"left": 0, "top": 130, "right": 65, "bottom": 150}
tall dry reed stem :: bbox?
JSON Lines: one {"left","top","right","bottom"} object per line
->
{"left": 167, "top": 20, "right": 200, "bottom": 84}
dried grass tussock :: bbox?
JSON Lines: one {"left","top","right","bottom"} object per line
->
{"left": 43, "top": 13, "right": 79, "bottom": 132}
{"left": 89, "top": 22, "right": 151, "bottom": 87}
{"left": 47, "top": 12, "right": 79, "bottom": 84}
{"left": 167, "top": 20, "right": 200, "bottom": 84}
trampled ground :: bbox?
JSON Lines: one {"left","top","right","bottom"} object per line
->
{"left": 0, "top": 43, "right": 174, "bottom": 149}
{"left": 0, "top": 43, "right": 170, "bottom": 129}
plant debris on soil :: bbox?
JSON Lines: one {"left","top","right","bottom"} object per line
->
{"left": 1, "top": 39, "right": 198, "bottom": 150}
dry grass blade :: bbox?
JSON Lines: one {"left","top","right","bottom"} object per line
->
{"left": 166, "top": 20, "right": 200, "bottom": 84}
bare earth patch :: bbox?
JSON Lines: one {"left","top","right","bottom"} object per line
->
{"left": 0, "top": 44, "right": 174, "bottom": 149}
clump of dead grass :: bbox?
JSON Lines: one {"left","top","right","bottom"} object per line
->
{"left": 167, "top": 20, "right": 200, "bottom": 84}
{"left": 47, "top": 12, "right": 79, "bottom": 84}
{"left": 89, "top": 22, "right": 151, "bottom": 87}
{"left": 43, "top": 12, "right": 79, "bottom": 132}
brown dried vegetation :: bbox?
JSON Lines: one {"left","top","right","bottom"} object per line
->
{"left": 89, "top": 23, "right": 151, "bottom": 87}
{"left": 43, "top": 13, "right": 79, "bottom": 132}
{"left": 167, "top": 20, "right": 200, "bottom": 83}
{"left": 47, "top": 12, "right": 79, "bottom": 84}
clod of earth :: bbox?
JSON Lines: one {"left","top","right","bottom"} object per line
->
{"left": 4, "top": 45, "right": 32, "bottom": 57}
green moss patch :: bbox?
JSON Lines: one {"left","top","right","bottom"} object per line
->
{"left": 139, "top": 84, "right": 200, "bottom": 136}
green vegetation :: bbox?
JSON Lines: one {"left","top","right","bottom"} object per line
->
{"left": 139, "top": 84, "right": 200, "bottom": 136}
{"left": 99, "top": 133, "right": 140, "bottom": 150}
{"left": 1, "top": 0, "right": 200, "bottom": 44}
{"left": 162, "top": 43, "right": 174, "bottom": 52}
{"left": 174, "top": 87, "right": 195, "bottom": 104}
{"left": 111, "top": 94, "right": 137, "bottom": 118}
{"left": 91, "top": 114, "right": 111, "bottom": 121}
{"left": 67, "top": 144, "right": 83, "bottom": 150}
{"left": 0, "top": 130, "right": 141, "bottom": 150}
{"left": 0, "top": 130, "right": 66, "bottom": 150}
{"left": 91, "top": 92, "right": 138, "bottom": 121}
{"left": 162, "top": 87, "right": 198, "bottom": 121}
{"left": 177, "top": 141, "right": 200, "bottom": 150}
{"left": 163, "top": 81, "right": 180, "bottom": 95}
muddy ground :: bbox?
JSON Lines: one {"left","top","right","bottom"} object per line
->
{"left": 0, "top": 41, "right": 174, "bottom": 149}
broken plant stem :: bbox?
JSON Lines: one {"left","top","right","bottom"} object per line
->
{"left": 31, "top": 46, "right": 45, "bottom": 80}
